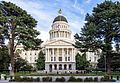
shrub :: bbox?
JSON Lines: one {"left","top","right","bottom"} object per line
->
{"left": 94, "top": 77, "right": 98, "bottom": 82}
{"left": 55, "top": 77, "right": 65, "bottom": 82}
{"left": 11, "top": 76, "right": 41, "bottom": 82}
{"left": 76, "top": 78, "right": 83, "bottom": 82}
{"left": 100, "top": 76, "right": 109, "bottom": 82}
{"left": 100, "top": 76, "right": 116, "bottom": 82}
{"left": 42, "top": 77, "right": 52, "bottom": 82}
{"left": 35, "top": 77, "right": 40, "bottom": 82}
{"left": 68, "top": 76, "right": 76, "bottom": 82}
{"left": 4, "top": 76, "right": 7, "bottom": 80}
{"left": 84, "top": 77, "right": 93, "bottom": 82}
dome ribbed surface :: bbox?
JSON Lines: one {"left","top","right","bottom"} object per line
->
{"left": 53, "top": 15, "right": 68, "bottom": 23}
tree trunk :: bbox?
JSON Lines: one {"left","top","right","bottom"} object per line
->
{"left": 9, "top": 22, "right": 15, "bottom": 76}
{"left": 107, "top": 53, "right": 112, "bottom": 79}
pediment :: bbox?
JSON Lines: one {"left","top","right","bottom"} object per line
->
{"left": 45, "top": 40, "right": 74, "bottom": 46}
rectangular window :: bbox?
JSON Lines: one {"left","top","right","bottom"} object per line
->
{"left": 68, "top": 57, "right": 70, "bottom": 61}
{"left": 59, "top": 57, "right": 62, "bottom": 61}
{"left": 65, "top": 57, "right": 67, "bottom": 61}
{"left": 51, "top": 57, "right": 53, "bottom": 61}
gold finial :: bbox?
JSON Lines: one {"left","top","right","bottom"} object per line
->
{"left": 58, "top": 9, "right": 62, "bottom": 15}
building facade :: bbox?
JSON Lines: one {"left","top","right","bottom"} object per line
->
{"left": 16, "top": 10, "right": 100, "bottom": 72}
{"left": 44, "top": 11, "right": 76, "bottom": 73}
{"left": 16, "top": 44, "right": 40, "bottom": 67}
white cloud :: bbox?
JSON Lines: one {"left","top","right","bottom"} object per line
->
{"left": 1, "top": 0, "right": 86, "bottom": 42}
{"left": 37, "top": 30, "right": 49, "bottom": 42}
{"left": 85, "top": 0, "right": 91, "bottom": 3}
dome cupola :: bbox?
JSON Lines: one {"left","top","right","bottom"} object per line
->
{"left": 49, "top": 9, "right": 71, "bottom": 40}
{"left": 53, "top": 9, "right": 68, "bottom": 23}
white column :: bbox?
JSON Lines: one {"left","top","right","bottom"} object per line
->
{"left": 48, "top": 48, "right": 49, "bottom": 62}
{"left": 57, "top": 48, "right": 59, "bottom": 62}
{"left": 71, "top": 48, "right": 73, "bottom": 62}
{"left": 52, "top": 48, "right": 54, "bottom": 61}
{"left": 57, "top": 64, "right": 59, "bottom": 70}
{"left": 62, "top": 48, "right": 64, "bottom": 62}
{"left": 73, "top": 48, "right": 75, "bottom": 61}
{"left": 67, "top": 64, "right": 69, "bottom": 70}
{"left": 67, "top": 48, "right": 68, "bottom": 62}
{"left": 46, "top": 48, "right": 48, "bottom": 61}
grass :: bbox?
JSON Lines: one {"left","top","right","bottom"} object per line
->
{"left": 0, "top": 71, "right": 120, "bottom": 78}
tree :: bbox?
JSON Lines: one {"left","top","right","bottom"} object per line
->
{"left": 36, "top": 51, "right": 45, "bottom": 70}
{"left": 76, "top": 53, "right": 90, "bottom": 70}
{"left": 0, "top": 1, "right": 42, "bottom": 75}
{"left": 14, "top": 57, "right": 33, "bottom": 72}
{"left": 0, "top": 46, "right": 10, "bottom": 70}
{"left": 74, "top": 1, "right": 120, "bottom": 78}
{"left": 97, "top": 52, "right": 120, "bottom": 71}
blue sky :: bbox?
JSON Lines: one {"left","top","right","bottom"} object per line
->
{"left": 1, "top": 0, "right": 119, "bottom": 41}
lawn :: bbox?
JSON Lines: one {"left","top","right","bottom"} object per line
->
{"left": 0, "top": 71, "right": 120, "bottom": 78}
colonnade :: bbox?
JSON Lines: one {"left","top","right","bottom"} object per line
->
{"left": 45, "top": 48, "right": 75, "bottom": 62}
{"left": 50, "top": 31, "right": 71, "bottom": 39}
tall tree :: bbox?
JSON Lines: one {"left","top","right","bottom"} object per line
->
{"left": 0, "top": 1, "right": 42, "bottom": 76}
{"left": 74, "top": 1, "right": 120, "bottom": 78}
{"left": 97, "top": 52, "right": 120, "bottom": 71}
{"left": 76, "top": 53, "right": 90, "bottom": 70}
{"left": 36, "top": 51, "right": 45, "bottom": 70}
{"left": 0, "top": 46, "right": 10, "bottom": 70}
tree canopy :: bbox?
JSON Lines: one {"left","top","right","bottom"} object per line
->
{"left": 76, "top": 53, "right": 90, "bottom": 70}
{"left": 36, "top": 51, "right": 45, "bottom": 70}
{"left": 0, "top": 1, "right": 42, "bottom": 75}
{"left": 74, "top": 1, "right": 120, "bottom": 77}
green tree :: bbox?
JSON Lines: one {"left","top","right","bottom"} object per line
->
{"left": 76, "top": 53, "right": 90, "bottom": 70}
{"left": 74, "top": 1, "right": 120, "bottom": 77}
{"left": 36, "top": 51, "right": 45, "bottom": 70}
{"left": 97, "top": 52, "right": 120, "bottom": 71}
{"left": 0, "top": 1, "right": 42, "bottom": 75}
{"left": 0, "top": 46, "right": 10, "bottom": 70}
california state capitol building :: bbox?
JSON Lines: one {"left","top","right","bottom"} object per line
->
{"left": 16, "top": 10, "right": 100, "bottom": 73}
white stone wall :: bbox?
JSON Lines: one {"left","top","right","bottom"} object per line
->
{"left": 16, "top": 45, "right": 40, "bottom": 66}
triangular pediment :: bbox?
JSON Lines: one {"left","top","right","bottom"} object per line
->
{"left": 45, "top": 39, "right": 74, "bottom": 46}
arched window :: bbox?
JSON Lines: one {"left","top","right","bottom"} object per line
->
{"left": 54, "top": 64, "right": 57, "bottom": 70}
{"left": 64, "top": 64, "right": 67, "bottom": 70}
{"left": 69, "top": 64, "right": 72, "bottom": 70}
{"left": 59, "top": 64, "right": 62, "bottom": 70}
{"left": 49, "top": 64, "right": 52, "bottom": 72}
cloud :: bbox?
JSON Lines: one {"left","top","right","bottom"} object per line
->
{"left": 85, "top": 0, "right": 91, "bottom": 3}
{"left": 73, "top": 0, "right": 77, "bottom": 7}
{"left": 0, "top": 0, "right": 88, "bottom": 42}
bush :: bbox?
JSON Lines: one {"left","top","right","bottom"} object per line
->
{"left": 100, "top": 76, "right": 116, "bottom": 82}
{"left": 94, "top": 77, "right": 98, "bottom": 82}
{"left": 42, "top": 77, "right": 52, "bottom": 82}
{"left": 55, "top": 77, "right": 65, "bottom": 82}
{"left": 68, "top": 76, "right": 76, "bottom": 82}
{"left": 100, "top": 76, "right": 109, "bottom": 82}
{"left": 4, "top": 76, "right": 7, "bottom": 80}
{"left": 84, "top": 77, "right": 93, "bottom": 82}
{"left": 76, "top": 78, "right": 83, "bottom": 82}
{"left": 11, "top": 76, "right": 41, "bottom": 82}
